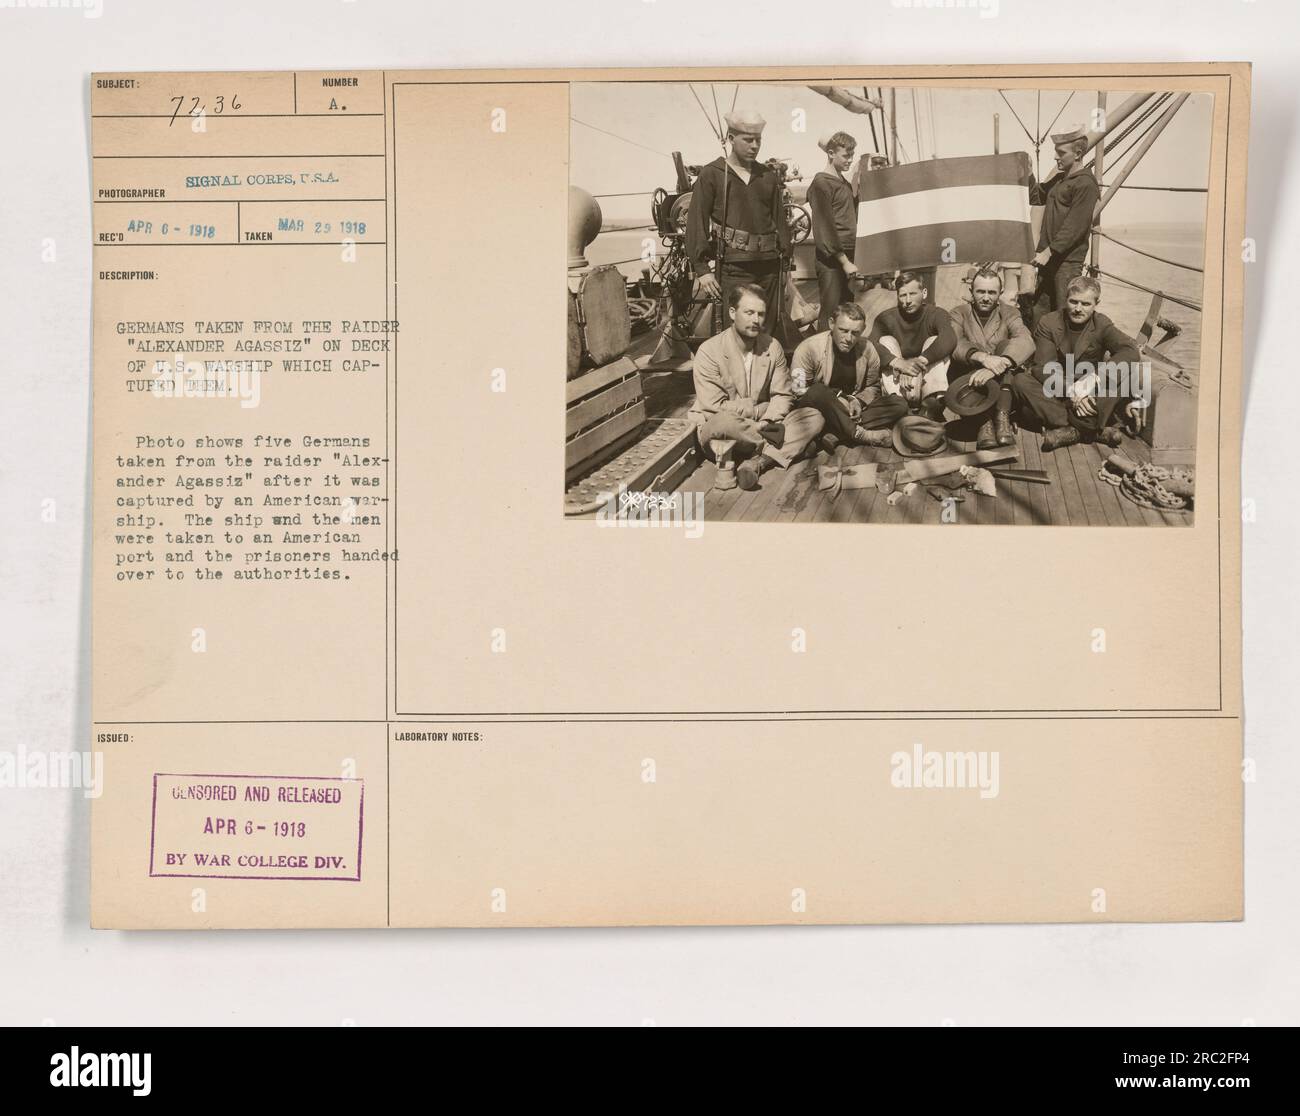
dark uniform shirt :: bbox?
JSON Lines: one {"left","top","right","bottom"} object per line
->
{"left": 1037, "top": 165, "right": 1100, "bottom": 264}
{"left": 829, "top": 344, "right": 858, "bottom": 393}
{"left": 807, "top": 169, "right": 858, "bottom": 261}
{"left": 686, "top": 157, "right": 791, "bottom": 270}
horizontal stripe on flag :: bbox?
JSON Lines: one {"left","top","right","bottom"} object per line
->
{"left": 857, "top": 184, "right": 1030, "bottom": 237}
{"left": 854, "top": 220, "right": 1034, "bottom": 272}
{"left": 858, "top": 152, "right": 1032, "bottom": 202}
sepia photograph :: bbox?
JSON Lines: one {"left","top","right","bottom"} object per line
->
{"left": 565, "top": 82, "right": 1211, "bottom": 525}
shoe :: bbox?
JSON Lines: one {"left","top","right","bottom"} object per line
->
{"left": 1094, "top": 427, "right": 1124, "bottom": 448}
{"left": 976, "top": 419, "right": 997, "bottom": 450}
{"left": 821, "top": 432, "right": 841, "bottom": 453}
{"left": 737, "top": 454, "right": 775, "bottom": 491}
{"left": 994, "top": 409, "right": 1016, "bottom": 446}
{"left": 921, "top": 396, "right": 947, "bottom": 422}
{"left": 854, "top": 426, "right": 894, "bottom": 447}
{"left": 1042, "top": 426, "right": 1081, "bottom": 451}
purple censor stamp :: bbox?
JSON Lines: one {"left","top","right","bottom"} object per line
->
{"left": 149, "top": 773, "right": 364, "bottom": 881}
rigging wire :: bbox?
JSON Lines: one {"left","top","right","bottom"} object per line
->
{"left": 1102, "top": 183, "right": 1207, "bottom": 193}
{"left": 570, "top": 118, "right": 672, "bottom": 159}
{"left": 1089, "top": 266, "right": 1202, "bottom": 313}
{"left": 1095, "top": 229, "right": 1204, "bottom": 273}
{"left": 710, "top": 83, "right": 724, "bottom": 138}
{"left": 1039, "top": 90, "right": 1075, "bottom": 144}
{"left": 1098, "top": 98, "right": 1170, "bottom": 165}
{"left": 1083, "top": 93, "right": 1171, "bottom": 174}
{"left": 687, "top": 84, "right": 721, "bottom": 142}
{"left": 927, "top": 88, "right": 938, "bottom": 158}
{"left": 997, "top": 89, "right": 1036, "bottom": 146}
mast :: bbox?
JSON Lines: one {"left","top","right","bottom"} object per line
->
{"left": 1091, "top": 92, "right": 1106, "bottom": 272}
{"left": 889, "top": 87, "right": 899, "bottom": 165}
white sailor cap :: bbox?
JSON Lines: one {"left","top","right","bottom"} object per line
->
{"left": 724, "top": 109, "right": 767, "bottom": 136}
{"left": 1050, "top": 123, "right": 1088, "bottom": 144}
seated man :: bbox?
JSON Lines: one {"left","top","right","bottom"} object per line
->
{"left": 868, "top": 271, "right": 957, "bottom": 421}
{"left": 950, "top": 266, "right": 1035, "bottom": 449}
{"left": 790, "top": 302, "right": 907, "bottom": 448}
{"left": 689, "top": 283, "right": 825, "bottom": 490}
{"left": 1010, "top": 275, "right": 1151, "bottom": 450}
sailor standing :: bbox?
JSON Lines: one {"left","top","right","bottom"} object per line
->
{"left": 807, "top": 131, "right": 861, "bottom": 331}
{"left": 686, "top": 109, "right": 792, "bottom": 337}
{"left": 1030, "top": 125, "right": 1100, "bottom": 323}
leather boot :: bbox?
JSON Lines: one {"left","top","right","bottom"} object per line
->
{"left": 1094, "top": 426, "right": 1123, "bottom": 448}
{"left": 994, "top": 408, "right": 1016, "bottom": 446}
{"left": 854, "top": 426, "right": 894, "bottom": 447}
{"left": 976, "top": 419, "right": 997, "bottom": 450}
{"left": 737, "top": 453, "right": 775, "bottom": 491}
{"left": 1042, "top": 426, "right": 1080, "bottom": 451}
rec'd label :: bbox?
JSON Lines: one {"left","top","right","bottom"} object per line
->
{"left": 149, "top": 773, "right": 364, "bottom": 881}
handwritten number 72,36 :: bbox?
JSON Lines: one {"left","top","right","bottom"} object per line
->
{"left": 168, "top": 94, "right": 242, "bottom": 125}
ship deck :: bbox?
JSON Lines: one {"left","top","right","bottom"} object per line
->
{"left": 638, "top": 364, "right": 1190, "bottom": 527}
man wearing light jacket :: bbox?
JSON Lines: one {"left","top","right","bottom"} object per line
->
{"left": 689, "top": 284, "right": 824, "bottom": 490}
{"left": 790, "top": 302, "right": 907, "bottom": 447}
{"left": 950, "top": 266, "right": 1035, "bottom": 448}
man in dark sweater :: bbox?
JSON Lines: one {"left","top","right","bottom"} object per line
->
{"left": 807, "top": 131, "right": 860, "bottom": 330}
{"left": 868, "top": 271, "right": 958, "bottom": 421}
{"left": 685, "top": 109, "right": 791, "bottom": 337}
{"left": 1031, "top": 126, "right": 1100, "bottom": 323}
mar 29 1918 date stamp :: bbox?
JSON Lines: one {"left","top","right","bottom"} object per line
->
{"left": 148, "top": 773, "right": 364, "bottom": 881}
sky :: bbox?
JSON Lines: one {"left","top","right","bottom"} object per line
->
{"left": 570, "top": 82, "right": 1214, "bottom": 231}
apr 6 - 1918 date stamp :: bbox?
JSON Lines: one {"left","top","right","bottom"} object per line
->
{"left": 148, "top": 773, "right": 364, "bottom": 881}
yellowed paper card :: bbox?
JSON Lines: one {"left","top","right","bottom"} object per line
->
{"left": 90, "top": 64, "right": 1247, "bottom": 928}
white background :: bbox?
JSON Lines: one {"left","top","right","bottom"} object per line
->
{"left": 0, "top": 0, "right": 1295, "bottom": 1026}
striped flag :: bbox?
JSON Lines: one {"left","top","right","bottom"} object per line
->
{"left": 854, "top": 152, "right": 1034, "bottom": 272}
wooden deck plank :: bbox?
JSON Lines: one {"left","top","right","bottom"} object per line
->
{"left": 722, "top": 492, "right": 761, "bottom": 521}
{"left": 757, "top": 454, "right": 815, "bottom": 522}
{"left": 1016, "top": 430, "right": 1053, "bottom": 524}
{"left": 1003, "top": 431, "right": 1034, "bottom": 525}
{"left": 1034, "top": 434, "right": 1067, "bottom": 525}
{"left": 1083, "top": 441, "right": 1130, "bottom": 528}
{"left": 664, "top": 419, "right": 1189, "bottom": 527}
{"left": 1059, "top": 442, "right": 1092, "bottom": 525}
{"left": 1067, "top": 441, "right": 1109, "bottom": 527}
{"left": 992, "top": 454, "right": 1019, "bottom": 525}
